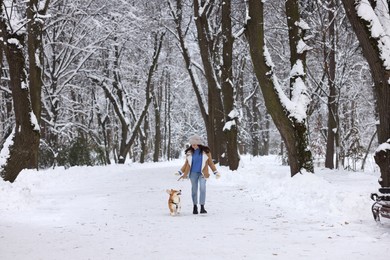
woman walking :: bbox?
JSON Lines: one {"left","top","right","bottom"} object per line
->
{"left": 177, "top": 134, "right": 220, "bottom": 214}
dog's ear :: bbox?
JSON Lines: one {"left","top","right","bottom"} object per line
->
{"left": 166, "top": 189, "right": 172, "bottom": 194}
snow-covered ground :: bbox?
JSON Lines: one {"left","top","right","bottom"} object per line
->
{"left": 1, "top": 155, "right": 389, "bottom": 260}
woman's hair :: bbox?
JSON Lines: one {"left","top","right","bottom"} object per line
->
{"left": 185, "top": 145, "right": 210, "bottom": 154}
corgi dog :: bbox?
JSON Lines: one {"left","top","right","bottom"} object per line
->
{"left": 166, "top": 189, "right": 181, "bottom": 216}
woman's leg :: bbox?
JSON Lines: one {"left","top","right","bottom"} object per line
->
{"left": 189, "top": 172, "right": 199, "bottom": 205}
{"left": 199, "top": 176, "right": 206, "bottom": 205}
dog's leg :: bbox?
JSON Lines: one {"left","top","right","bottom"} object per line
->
{"left": 169, "top": 204, "right": 176, "bottom": 216}
{"left": 177, "top": 203, "right": 181, "bottom": 215}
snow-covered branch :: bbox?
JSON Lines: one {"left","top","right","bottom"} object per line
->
{"left": 356, "top": 0, "right": 390, "bottom": 70}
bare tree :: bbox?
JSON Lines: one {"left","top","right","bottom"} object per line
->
{"left": 168, "top": 0, "right": 213, "bottom": 153}
{"left": 90, "top": 32, "right": 165, "bottom": 163}
{"left": 41, "top": 1, "right": 104, "bottom": 167}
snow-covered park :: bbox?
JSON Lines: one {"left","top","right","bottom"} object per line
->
{"left": 1, "top": 155, "right": 389, "bottom": 260}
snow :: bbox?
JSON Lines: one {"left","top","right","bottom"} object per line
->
{"left": 29, "top": 112, "right": 40, "bottom": 132}
{"left": 295, "top": 19, "right": 310, "bottom": 30}
{"left": 376, "top": 0, "right": 390, "bottom": 37}
{"left": 245, "top": 2, "right": 251, "bottom": 23}
{"left": 228, "top": 109, "right": 239, "bottom": 119}
{"left": 290, "top": 77, "right": 310, "bottom": 122}
{"left": 7, "top": 38, "right": 23, "bottom": 49}
{"left": 289, "top": 60, "right": 305, "bottom": 78}
{"left": 21, "top": 81, "right": 28, "bottom": 90}
{"left": 223, "top": 120, "right": 236, "bottom": 131}
{"left": 233, "top": 27, "right": 246, "bottom": 38}
{"left": 198, "top": 0, "right": 211, "bottom": 17}
{"left": 375, "top": 139, "right": 390, "bottom": 153}
{"left": 35, "top": 50, "right": 42, "bottom": 69}
{"left": 0, "top": 130, "right": 14, "bottom": 168}
{"left": 223, "top": 110, "right": 239, "bottom": 131}
{"left": 263, "top": 45, "right": 275, "bottom": 70}
{"left": 296, "top": 39, "right": 312, "bottom": 54}
{"left": 0, "top": 155, "right": 389, "bottom": 260}
{"left": 356, "top": 0, "right": 390, "bottom": 70}
{"left": 4, "top": 0, "right": 26, "bottom": 35}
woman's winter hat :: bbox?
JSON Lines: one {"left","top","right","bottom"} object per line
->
{"left": 189, "top": 134, "right": 203, "bottom": 145}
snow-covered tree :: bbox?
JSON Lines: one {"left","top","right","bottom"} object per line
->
{"left": 0, "top": 0, "right": 50, "bottom": 182}
{"left": 342, "top": 0, "right": 390, "bottom": 186}
{"left": 87, "top": 1, "right": 166, "bottom": 164}
{"left": 245, "top": 0, "right": 314, "bottom": 176}
{"left": 40, "top": 0, "right": 106, "bottom": 167}
{"left": 168, "top": 0, "right": 241, "bottom": 170}
{"left": 303, "top": 0, "right": 375, "bottom": 171}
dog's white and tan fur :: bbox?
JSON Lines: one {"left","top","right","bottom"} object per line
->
{"left": 166, "top": 189, "right": 181, "bottom": 216}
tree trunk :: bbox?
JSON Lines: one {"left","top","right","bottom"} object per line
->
{"left": 374, "top": 140, "right": 390, "bottom": 187}
{"left": 27, "top": 0, "right": 46, "bottom": 124}
{"left": 0, "top": 1, "right": 50, "bottom": 182}
{"left": 193, "top": 0, "right": 226, "bottom": 164}
{"left": 140, "top": 115, "right": 149, "bottom": 164}
{"left": 164, "top": 70, "right": 172, "bottom": 160}
{"left": 221, "top": 0, "right": 240, "bottom": 170}
{"left": 342, "top": 0, "right": 390, "bottom": 187}
{"left": 251, "top": 91, "right": 260, "bottom": 156}
{"left": 153, "top": 93, "right": 161, "bottom": 162}
{"left": 0, "top": 30, "right": 40, "bottom": 182}
{"left": 285, "top": 0, "right": 314, "bottom": 173}
{"left": 246, "top": 0, "right": 314, "bottom": 176}
{"left": 325, "top": 0, "right": 338, "bottom": 169}
{"left": 97, "top": 111, "right": 111, "bottom": 165}
{"left": 261, "top": 113, "right": 270, "bottom": 156}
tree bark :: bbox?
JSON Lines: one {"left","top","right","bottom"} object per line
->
{"left": 140, "top": 115, "right": 149, "bottom": 164}
{"left": 221, "top": 0, "right": 240, "bottom": 170}
{"left": 0, "top": 1, "right": 50, "bottom": 182}
{"left": 27, "top": 0, "right": 49, "bottom": 124}
{"left": 374, "top": 140, "right": 390, "bottom": 187}
{"left": 324, "top": 0, "right": 339, "bottom": 169}
{"left": 153, "top": 92, "right": 162, "bottom": 162}
{"left": 0, "top": 29, "right": 40, "bottom": 182}
{"left": 163, "top": 69, "right": 172, "bottom": 160}
{"left": 251, "top": 90, "right": 260, "bottom": 156}
{"left": 261, "top": 113, "right": 270, "bottom": 156}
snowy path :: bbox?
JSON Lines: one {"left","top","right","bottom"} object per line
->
{"left": 1, "top": 156, "right": 390, "bottom": 259}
